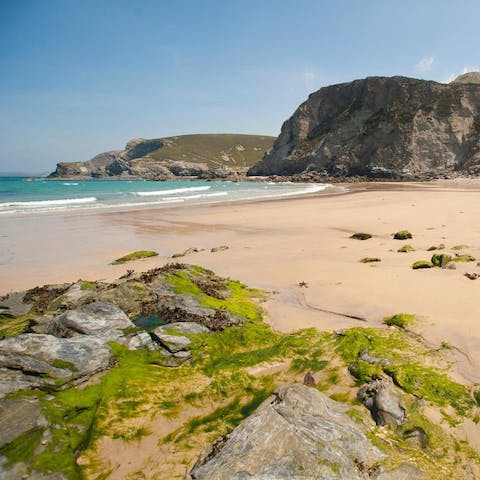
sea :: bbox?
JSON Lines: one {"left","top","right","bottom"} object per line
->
{"left": 0, "top": 177, "right": 332, "bottom": 217}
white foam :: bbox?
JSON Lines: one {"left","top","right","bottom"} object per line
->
{"left": 0, "top": 197, "right": 97, "bottom": 209}
{"left": 133, "top": 186, "right": 211, "bottom": 196}
{"left": 63, "top": 182, "right": 79, "bottom": 186}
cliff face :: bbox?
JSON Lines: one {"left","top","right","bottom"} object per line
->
{"left": 49, "top": 134, "right": 275, "bottom": 180}
{"left": 248, "top": 75, "right": 480, "bottom": 178}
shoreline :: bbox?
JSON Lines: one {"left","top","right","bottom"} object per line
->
{"left": 2, "top": 179, "right": 480, "bottom": 386}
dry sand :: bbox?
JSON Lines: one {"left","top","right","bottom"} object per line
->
{"left": 1, "top": 180, "right": 480, "bottom": 385}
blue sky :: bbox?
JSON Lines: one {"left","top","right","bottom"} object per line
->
{"left": 0, "top": 0, "right": 479, "bottom": 173}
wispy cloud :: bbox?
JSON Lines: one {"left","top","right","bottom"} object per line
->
{"left": 443, "top": 65, "right": 480, "bottom": 83}
{"left": 414, "top": 56, "right": 435, "bottom": 73}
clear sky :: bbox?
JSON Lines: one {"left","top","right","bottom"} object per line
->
{"left": 0, "top": 0, "right": 479, "bottom": 173}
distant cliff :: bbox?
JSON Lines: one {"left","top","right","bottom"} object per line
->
{"left": 248, "top": 74, "right": 480, "bottom": 179}
{"left": 49, "top": 134, "right": 275, "bottom": 180}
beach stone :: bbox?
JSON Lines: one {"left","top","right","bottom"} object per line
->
{"left": 357, "top": 378, "right": 407, "bottom": 426}
{"left": 126, "top": 331, "right": 161, "bottom": 351}
{"left": 189, "top": 384, "right": 385, "bottom": 480}
{"left": 51, "top": 301, "right": 133, "bottom": 341}
{"left": 0, "top": 398, "right": 47, "bottom": 448}
{"left": 150, "top": 328, "right": 192, "bottom": 353}
{"left": 0, "top": 333, "right": 111, "bottom": 387}
{"left": 210, "top": 245, "right": 229, "bottom": 253}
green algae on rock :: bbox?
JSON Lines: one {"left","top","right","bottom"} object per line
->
{"left": 453, "top": 254, "right": 476, "bottom": 262}
{"left": 411, "top": 260, "right": 433, "bottom": 269}
{"left": 384, "top": 313, "right": 416, "bottom": 329}
{"left": 350, "top": 233, "right": 372, "bottom": 240}
{"left": 398, "top": 244, "right": 415, "bottom": 253}
{"left": 111, "top": 250, "right": 159, "bottom": 265}
{"left": 431, "top": 253, "right": 453, "bottom": 268}
{"left": 393, "top": 230, "right": 413, "bottom": 240}
{"left": 359, "top": 257, "right": 381, "bottom": 263}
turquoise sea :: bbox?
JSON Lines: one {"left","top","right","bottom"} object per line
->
{"left": 0, "top": 177, "right": 331, "bottom": 217}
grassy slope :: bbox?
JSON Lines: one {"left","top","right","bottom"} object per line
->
{"left": 147, "top": 134, "right": 275, "bottom": 168}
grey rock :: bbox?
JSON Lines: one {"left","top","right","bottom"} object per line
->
{"left": 0, "top": 398, "right": 47, "bottom": 448}
{"left": 150, "top": 329, "right": 191, "bottom": 353}
{"left": 159, "top": 322, "right": 210, "bottom": 335}
{"left": 0, "top": 352, "right": 71, "bottom": 379}
{"left": 126, "top": 331, "right": 161, "bottom": 351}
{"left": 0, "top": 333, "right": 111, "bottom": 397}
{"left": 51, "top": 301, "right": 133, "bottom": 341}
{"left": 357, "top": 378, "right": 407, "bottom": 426}
{"left": 0, "top": 291, "right": 32, "bottom": 317}
{"left": 359, "top": 349, "right": 390, "bottom": 365}
{"left": 0, "top": 368, "right": 50, "bottom": 397}
{"left": 168, "top": 350, "right": 192, "bottom": 367}
{"left": 248, "top": 76, "right": 480, "bottom": 179}
{"left": 189, "top": 384, "right": 385, "bottom": 480}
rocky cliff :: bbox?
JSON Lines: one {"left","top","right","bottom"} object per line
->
{"left": 49, "top": 134, "right": 275, "bottom": 180}
{"left": 248, "top": 74, "right": 480, "bottom": 178}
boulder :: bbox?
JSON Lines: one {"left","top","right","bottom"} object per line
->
{"left": 50, "top": 301, "right": 133, "bottom": 341}
{"left": 151, "top": 329, "right": 192, "bottom": 353}
{"left": 0, "top": 291, "right": 33, "bottom": 318}
{"left": 357, "top": 378, "right": 407, "bottom": 426}
{"left": 189, "top": 384, "right": 385, "bottom": 479}
{"left": 0, "top": 333, "right": 111, "bottom": 397}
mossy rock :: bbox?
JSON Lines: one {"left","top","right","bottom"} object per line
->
{"left": 350, "top": 233, "right": 372, "bottom": 240}
{"left": 427, "top": 244, "right": 445, "bottom": 251}
{"left": 452, "top": 254, "right": 476, "bottom": 263}
{"left": 431, "top": 254, "right": 453, "bottom": 268}
{"left": 411, "top": 260, "right": 433, "bottom": 269}
{"left": 359, "top": 257, "right": 381, "bottom": 263}
{"left": 111, "top": 251, "right": 159, "bottom": 265}
{"left": 397, "top": 245, "right": 415, "bottom": 253}
{"left": 393, "top": 230, "right": 413, "bottom": 240}
{"left": 384, "top": 313, "right": 416, "bottom": 329}
{"left": 451, "top": 244, "right": 469, "bottom": 251}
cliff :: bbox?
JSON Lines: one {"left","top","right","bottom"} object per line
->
{"left": 248, "top": 74, "right": 480, "bottom": 178}
{"left": 49, "top": 134, "right": 275, "bottom": 180}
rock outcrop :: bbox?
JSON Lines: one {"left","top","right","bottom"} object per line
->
{"left": 248, "top": 74, "right": 480, "bottom": 178}
{"left": 188, "top": 384, "right": 420, "bottom": 480}
{"left": 0, "top": 264, "right": 253, "bottom": 397}
{"left": 48, "top": 134, "right": 275, "bottom": 180}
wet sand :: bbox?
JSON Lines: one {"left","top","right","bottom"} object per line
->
{"left": 2, "top": 180, "right": 480, "bottom": 385}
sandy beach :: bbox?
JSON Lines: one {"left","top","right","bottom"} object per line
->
{"left": 2, "top": 180, "right": 480, "bottom": 385}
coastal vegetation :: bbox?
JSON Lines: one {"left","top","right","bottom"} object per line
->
{"left": 350, "top": 232, "right": 372, "bottom": 240}
{"left": 1, "top": 264, "right": 479, "bottom": 479}
{"left": 393, "top": 230, "right": 413, "bottom": 240}
{"left": 397, "top": 244, "right": 415, "bottom": 252}
{"left": 111, "top": 250, "right": 159, "bottom": 265}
